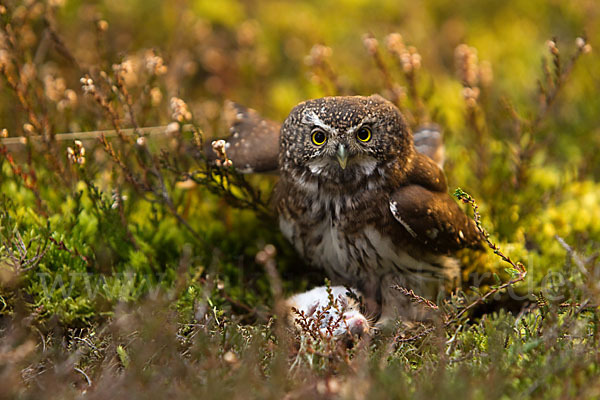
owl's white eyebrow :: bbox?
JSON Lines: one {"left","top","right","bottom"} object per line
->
{"left": 346, "top": 118, "right": 377, "bottom": 134}
{"left": 302, "top": 111, "right": 337, "bottom": 134}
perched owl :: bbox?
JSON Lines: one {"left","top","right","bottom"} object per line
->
{"left": 211, "top": 95, "right": 482, "bottom": 324}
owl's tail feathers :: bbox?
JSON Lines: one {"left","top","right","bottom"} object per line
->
{"left": 413, "top": 124, "right": 445, "bottom": 168}
{"left": 203, "top": 101, "right": 282, "bottom": 174}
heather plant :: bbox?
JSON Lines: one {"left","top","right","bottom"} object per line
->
{"left": 1, "top": 0, "right": 600, "bottom": 398}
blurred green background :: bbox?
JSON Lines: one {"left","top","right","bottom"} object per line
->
{"left": 33, "top": 0, "right": 600, "bottom": 137}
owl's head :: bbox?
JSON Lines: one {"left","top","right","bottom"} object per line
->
{"left": 279, "top": 95, "right": 414, "bottom": 184}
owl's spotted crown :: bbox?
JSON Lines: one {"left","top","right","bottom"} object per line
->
{"left": 279, "top": 94, "right": 414, "bottom": 182}
{"left": 293, "top": 95, "right": 406, "bottom": 132}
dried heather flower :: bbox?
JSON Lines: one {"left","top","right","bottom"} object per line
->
{"left": 237, "top": 20, "right": 259, "bottom": 46}
{"left": 58, "top": 89, "right": 78, "bottom": 111}
{"left": 43, "top": 75, "right": 67, "bottom": 102}
{"left": 263, "top": 244, "right": 276, "bottom": 258}
{"left": 49, "top": 0, "right": 66, "bottom": 7}
{"left": 170, "top": 97, "right": 192, "bottom": 122}
{"left": 96, "top": 20, "right": 108, "bottom": 32}
{"left": 211, "top": 139, "right": 232, "bottom": 167}
{"left": 409, "top": 47, "right": 421, "bottom": 70}
{"left": 575, "top": 37, "right": 592, "bottom": 54}
{"left": 144, "top": 51, "right": 167, "bottom": 75}
{"left": 387, "top": 34, "right": 422, "bottom": 74}
{"left": 67, "top": 140, "right": 86, "bottom": 165}
{"left": 20, "top": 26, "right": 37, "bottom": 49}
{"left": 363, "top": 35, "right": 379, "bottom": 56}
{"left": 305, "top": 44, "right": 332, "bottom": 67}
{"left": 150, "top": 87, "right": 162, "bottom": 106}
{"left": 546, "top": 40, "right": 559, "bottom": 55}
{"left": 23, "top": 123, "right": 34, "bottom": 134}
{"left": 399, "top": 46, "right": 421, "bottom": 73}
{"left": 20, "top": 62, "right": 37, "bottom": 86}
{"left": 80, "top": 76, "right": 96, "bottom": 94}
{"left": 111, "top": 190, "right": 127, "bottom": 209}
{"left": 201, "top": 48, "right": 226, "bottom": 73}
{"left": 255, "top": 244, "right": 276, "bottom": 265}
{"left": 0, "top": 49, "right": 10, "bottom": 70}
{"left": 385, "top": 33, "right": 405, "bottom": 55}
{"left": 175, "top": 179, "right": 197, "bottom": 190}
{"left": 113, "top": 59, "right": 138, "bottom": 87}
{"left": 455, "top": 44, "right": 479, "bottom": 87}
{"left": 112, "top": 60, "right": 133, "bottom": 75}
{"left": 462, "top": 87, "right": 480, "bottom": 108}
{"left": 316, "top": 377, "right": 341, "bottom": 395}
{"left": 223, "top": 351, "right": 238, "bottom": 365}
{"left": 75, "top": 141, "right": 85, "bottom": 158}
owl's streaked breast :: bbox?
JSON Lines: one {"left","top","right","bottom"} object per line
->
{"left": 278, "top": 190, "right": 459, "bottom": 295}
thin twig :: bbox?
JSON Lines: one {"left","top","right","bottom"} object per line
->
{"left": 393, "top": 286, "right": 439, "bottom": 310}
{"left": 74, "top": 367, "right": 92, "bottom": 387}
{"left": 396, "top": 189, "right": 528, "bottom": 343}
{"left": 449, "top": 188, "right": 527, "bottom": 323}
{"left": 0, "top": 125, "right": 194, "bottom": 147}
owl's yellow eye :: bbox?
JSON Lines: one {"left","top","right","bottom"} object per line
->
{"left": 356, "top": 126, "right": 372, "bottom": 142}
{"left": 311, "top": 129, "right": 327, "bottom": 146}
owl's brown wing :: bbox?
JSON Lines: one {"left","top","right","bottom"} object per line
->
{"left": 389, "top": 184, "right": 482, "bottom": 253}
{"left": 405, "top": 152, "right": 448, "bottom": 193}
{"left": 204, "top": 101, "right": 281, "bottom": 173}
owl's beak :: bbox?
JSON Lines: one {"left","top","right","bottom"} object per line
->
{"left": 336, "top": 144, "right": 348, "bottom": 169}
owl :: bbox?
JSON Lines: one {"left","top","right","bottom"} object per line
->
{"left": 210, "top": 95, "right": 481, "bottom": 324}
